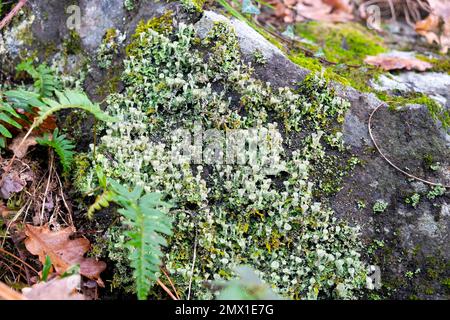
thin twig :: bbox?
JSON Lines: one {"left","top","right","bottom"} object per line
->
{"left": 156, "top": 279, "right": 178, "bottom": 300}
{"left": 55, "top": 171, "right": 74, "bottom": 227}
{"left": 39, "top": 151, "right": 54, "bottom": 225}
{"left": 0, "top": 247, "right": 39, "bottom": 275}
{"left": 0, "top": 0, "right": 28, "bottom": 30}
{"left": 187, "top": 230, "right": 198, "bottom": 300}
{"left": 368, "top": 103, "right": 450, "bottom": 188}
{"left": 9, "top": 234, "right": 32, "bottom": 285}
{"left": 161, "top": 267, "right": 180, "bottom": 300}
{"left": 1, "top": 201, "right": 31, "bottom": 247}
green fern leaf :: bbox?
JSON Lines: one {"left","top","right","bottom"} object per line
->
{"left": 4, "top": 89, "right": 45, "bottom": 111}
{"left": 87, "top": 189, "right": 114, "bottom": 220}
{"left": 36, "top": 128, "right": 76, "bottom": 173}
{"left": 5, "top": 89, "right": 116, "bottom": 133}
{"left": 38, "top": 90, "right": 117, "bottom": 126}
{"left": 0, "top": 100, "right": 24, "bottom": 148}
{"left": 16, "top": 60, "right": 59, "bottom": 98}
{"left": 109, "top": 180, "right": 173, "bottom": 300}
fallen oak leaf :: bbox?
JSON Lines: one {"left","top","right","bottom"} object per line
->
{"left": 24, "top": 224, "right": 107, "bottom": 286}
{"left": 8, "top": 133, "right": 37, "bottom": 158}
{"left": 323, "top": 0, "right": 353, "bottom": 13}
{"left": 364, "top": 54, "right": 433, "bottom": 71}
{"left": 294, "top": 0, "right": 354, "bottom": 22}
{"left": 22, "top": 274, "right": 85, "bottom": 300}
{"left": 415, "top": 0, "right": 450, "bottom": 54}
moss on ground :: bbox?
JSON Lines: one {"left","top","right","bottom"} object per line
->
{"left": 288, "top": 22, "right": 386, "bottom": 92}
{"left": 63, "top": 29, "right": 82, "bottom": 55}
{"left": 295, "top": 22, "right": 386, "bottom": 65}
{"left": 181, "top": 0, "right": 206, "bottom": 12}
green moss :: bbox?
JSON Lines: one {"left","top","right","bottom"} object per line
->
{"left": 96, "top": 73, "right": 121, "bottom": 97}
{"left": 181, "top": 0, "right": 206, "bottom": 12}
{"left": 416, "top": 54, "right": 450, "bottom": 75}
{"left": 295, "top": 22, "right": 386, "bottom": 65}
{"left": 43, "top": 42, "right": 58, "bottom": 59}
{"left": 126, "top": 11, "right": 174, "bottom": 56}
{"left": 72, "top": 153, "right": 92, "bottom": 192}
{"left": 442, "top": 278, "right": 450, "bottom": 292}
{"left": 104, "top": 28, "right": 118, "bottom": 43}
{"left": 288, "top": 51, "right": 322, "bottom": 73}
{"left": 288, "top": 22, "right": 386, "bottom": 92}
{"left": 63, "top": 29, "right": 82, "bottom": 55}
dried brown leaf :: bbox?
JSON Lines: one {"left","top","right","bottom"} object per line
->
{"left": 0, "top": 167, "right": 33, "bottom": 199}
{"left": 22, "top": 275, "right": 85, "bottom": 300}
{"left": 8, "top": 133, "right": 37, "bottom": 159}
{"left": 364, "top": 54, "right": 433, "bottom": 71}
{"left": 415, "top": 0, "right": 450, "bottom": 53}
{"left": 24, "top": 224, "right": 107, "bottom": 286}
{"left": 295, "top": 0, "right": 354, "bottom": 22}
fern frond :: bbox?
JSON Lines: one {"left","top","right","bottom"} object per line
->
{"left": 109, "top": 180, "right": 173, "bottom": 300}
{"left": 16, "top": 60, "right": 59, "bottom": 98}
{"left": 4, "top": 89, "right": 45, "bottom": 111}
{"left": 36, "top": 128, "right": 76, "bottom": 173}
{"left": 87, "top": 189, "right": 114, "bottom": 220}
{"left": 39, "top": 90, "right": 117, "bottom": 127}
{"left": 5, "top": 89, "right": 116, "bottom": 133}
{"left": 0, "top": 100, "right": 24, "bottom": 148}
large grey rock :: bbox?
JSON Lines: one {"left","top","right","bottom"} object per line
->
{"left": 1, "top": 1, "right": 448, "bottom": 299}
{"left": 78, "top": 0, "right": 126, "bottom": 50}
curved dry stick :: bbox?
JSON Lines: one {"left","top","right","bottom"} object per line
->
{"left": 416, "top": 0, "right": 431, "bottom": 12}
{"left": 403, "top": 4, "right": 414, "bottom": 27}
{"left": 0, "top": 0, "right": 28, "bottom": 30}
{"left": 368, "top": 103, "right": 450, "bottom": 188}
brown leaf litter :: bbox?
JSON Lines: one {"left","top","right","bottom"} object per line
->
{"left": 364, "top": 54, "right": 433, "bottom": 71}
{"left": 24, "top": 224, "right": 107, "bottom": 286}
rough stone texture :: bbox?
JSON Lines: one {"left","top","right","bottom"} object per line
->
{"left": 1, "top": 2, "right": 449, "bottom": 299}
{"left": 195, "top": 11, "right": 310, "bottom": 88}
{"left": 372, "top": 71, "right": 450, "bottom": 108}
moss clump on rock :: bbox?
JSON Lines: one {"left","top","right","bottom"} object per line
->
{"left": 63, "top": 29, "right": 82, "bottom": 55}
{"left": 376, "top": 91, "right": 450, "bottom": 129}
{"left": 125, "top": 11, "right": 174, "bottom": 56}
{"left": 78, "top": 20, "right": 367, "bottom": 299}
{"left": 181, "top": 0, "right": 206, "bottom": 12}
